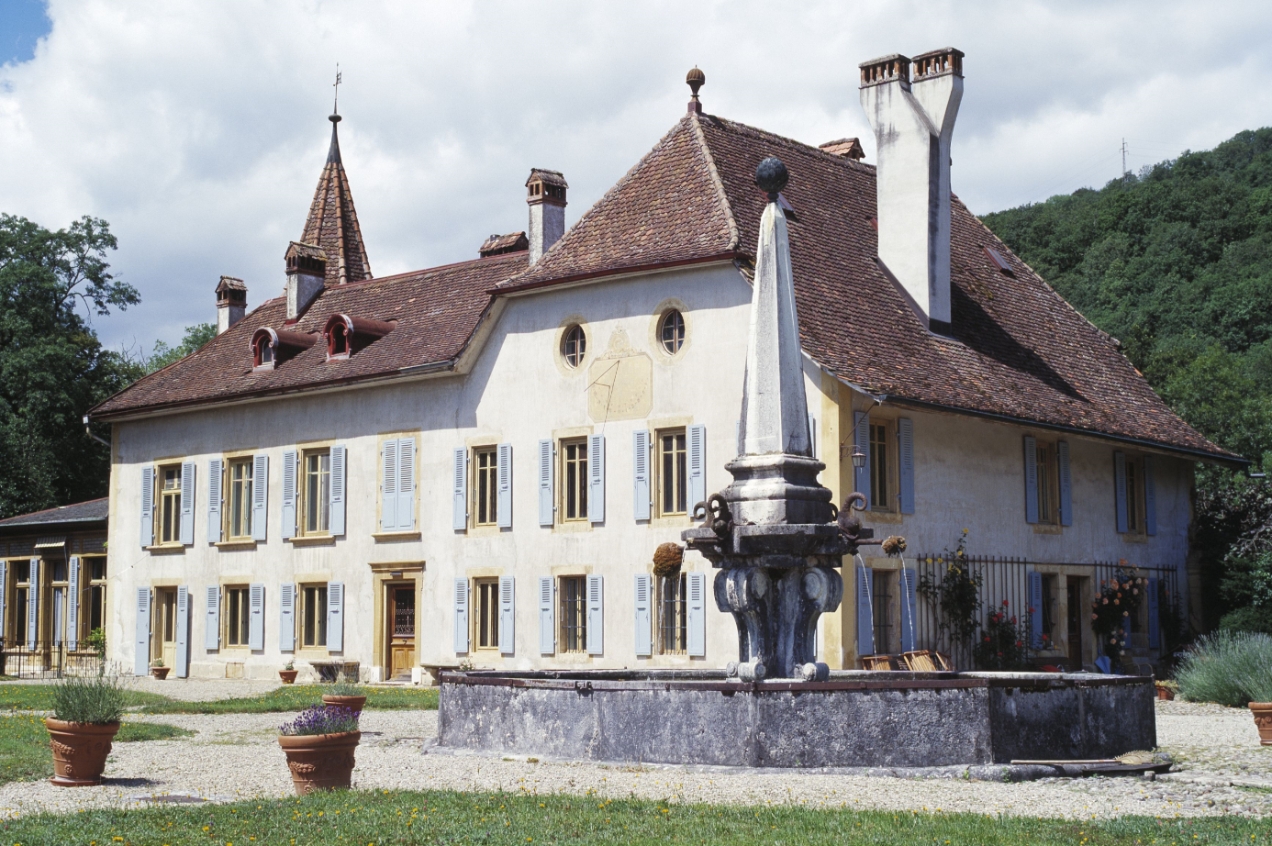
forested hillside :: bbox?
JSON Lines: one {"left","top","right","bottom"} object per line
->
{"left": 982, "top": 128, "right": 1272, "bottom": 632}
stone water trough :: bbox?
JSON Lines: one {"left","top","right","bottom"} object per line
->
{"left": 438, "top": 669, "right": 1154, "bottom": 768}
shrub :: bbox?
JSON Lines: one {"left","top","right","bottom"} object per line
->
{"left": 328, "top": 669, "right": 361, "bottom": 696}
{"left": 279, "top": 705, "right": 360, "bottom": 737}
{"left": 85, "top": 628, "right": 106, "bottom": 658}
{"left": 972, "top": 600, "right": 1032, "bottom": 670}
{"left": 1218, "top": 605, "right": 1272, "bottom": 635}
{"left": 1176, "top": 631, "right": 1272, "bottom": 707}
{"left": 50, "top": 672, "right": 128, "bottom": 725}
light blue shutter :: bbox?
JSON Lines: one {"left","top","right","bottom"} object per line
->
{"left": 686, "top": 572, "right": 707, "bottom": 657}
{"left": 281, "top": 450, "right": 297, "bottom": 540}
{"left": 207, "top": 459, "right": 223, "bottom": 543}
{"left": 0, "top": 562, "right": 6, "bottom": 641}
{"left": 537, "top": 440, "right": 554, "bottom": 526}
{"left": 853, "top": 412, "right": 871, "bottom": 499}
{"left": 1144, "top": 457, "right": 1157, "bottom": 536}
{"left": 499, "top": 576, "right": 515, "bottom": 654}
{"left": 898, "top": 418, "right": 915, "bottom": 514}
{"left": 632, "top": 431, "right": 651, "bottom": 521}
{"left": 588, "top": 434, "right": 605, "bottom": 524}
{"left": 279, "top": 583, "right": 295, "bottom": 652}
{"left": 1114, "top": 451, "right": 1128, "bottom": 533}
{"left": 497, "top": 443, "right": 513, "bottom": 529}
{"left": 453, "top": 578, "right": 469, "bottom": 654}
{"left": 452, "top": 448, "right": 468, "bottom": 531}
{"left": 204, "top": 586, "right": 220, "bottom": 651}
{"left": 398, "top": 438, "right": 416, "bottom": 531}
{"left": 175, "top": 585, "right": 189, "bottom": 678}
{"left": 326, "top": 582, "right": 344, "bottom": 652}
{"left": 538, "top": 576, "right": 555, "bottom": 654}
{"left": 252, "top": 454, "right": 268, "bottom": 541}
{"left": 1028, "top": 572, "right": 1044, "bottom": 649}
{"left": 53, "top": 586, "right": 63, "bottom": 647}
{"left": 1147, "top": 578, "right": 1160, "bottom": 649}
{"left": 67, "top": 557, "right": 80, "bottom": 651}
{"left": 381, "top": 439, "right": 398, "bottom": 532}
{"left": 1057, "top": 441, "right": 1072, "bottom": 527}
{"left": 687, "top": 424, "right": 706, "bottom": 513}
{"left": 140, "top": 466, "right": 155, "bottom": 547}
{"left": 27, "top": 558, "right": 40, "bottom": 651}
{"left": 248, "top": 583, "right": 264, "bottom": 651}
{"left": 1023, "top": 436, "right": 1039, "bottom": 524}
{"left": 329, "top": 444, "right": 346, "bottom": 536}
{"left": 179, "top": 461, "right": 196, "bottom": 545}
{"left": 634, "top": 574, "right": 652, "bottom": 657}
{"left": 855, "top": 563, "right": 874, "bottom": 656}
{"left": 899, "top": 567, "right": 917, "bottom": 652}
{"left": 586, "top": 575, "right": 604, "bottom": 655}
{"left": 134, "top": 587, "right": 150, "bottom": 675}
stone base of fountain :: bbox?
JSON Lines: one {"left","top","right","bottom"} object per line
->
{"left": 436, "top": 669, "right": 1154, "bottom": 768}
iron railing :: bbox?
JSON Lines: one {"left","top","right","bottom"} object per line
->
{"left": 0, "top": 639, "right": 105, "bottom": 679}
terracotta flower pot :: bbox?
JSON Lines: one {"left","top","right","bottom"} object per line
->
{"left": 1250, "top": 702, "right": 1272, "bottom": 746}
{"left": 279, "top": 669, "right": 299, "bottom": 684}
{"left": 277, "top": 731, "right": 361, "bottom": 795}
{"left": 151, "top": 667, "right": 170, "bottom": 680}
{"left": 45, "top": 718, "right": 120, "bottom": 787}
{"left": 1156, "top": 686, "right": 1175, "bottom": 701}
{"left": 322, "top": 694, "right": 367, "bottom": 711}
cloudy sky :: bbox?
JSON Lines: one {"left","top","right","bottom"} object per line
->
{"left": 3, "top": 1, "right": 1271, "bottom": 355}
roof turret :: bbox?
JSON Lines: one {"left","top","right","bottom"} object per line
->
{"left": 300, "top": 111, "right": 372, "bottom": 286}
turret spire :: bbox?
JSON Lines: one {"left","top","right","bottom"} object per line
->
{"left": 301, "top": 79, "right": 371, "bottom": 287}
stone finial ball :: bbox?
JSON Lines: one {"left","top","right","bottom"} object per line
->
{"left": 755, "top": 156, "right": 789, "bottom": 195}
{"left": 686, "top": 66, "right": 705, "bottom": 92}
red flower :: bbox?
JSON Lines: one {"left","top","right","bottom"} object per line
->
{"left": 1002, "top": 599, "right": 1010, "bottom": 607}
{"left": 1011, "top": 616, "right": 1017, "bottom": 625}
{"left": 1015, "top": 640, "right": 1022, "bottom": 648}
{"left": 984, "top": 636, "right": 991, "bottom": 643}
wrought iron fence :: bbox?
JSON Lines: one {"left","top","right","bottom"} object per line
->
{"left": 0, "top": 639, "right": 105, "bottom": 679}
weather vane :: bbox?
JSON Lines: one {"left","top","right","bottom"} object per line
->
{"left": 332, "top": 65, "right": 342, "bottom": 115}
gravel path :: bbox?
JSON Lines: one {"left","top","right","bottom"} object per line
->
{"left": 0, "top": 699, "right": 1267, "bottom": 821}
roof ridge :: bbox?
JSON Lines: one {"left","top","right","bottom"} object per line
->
{"left": 689, "top": 112, "right": 740, "bottom": 251}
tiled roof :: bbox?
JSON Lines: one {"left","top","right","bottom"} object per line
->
{"left": 301, "top": 117, "right": 373, "bottom": 287}
{"left": 479, "top": 232, "right": 529, "bottom": 257}
{"left": 506, "top": 113, "right": 1236, "bottom": 463}
{"left": 92, "top": 252, "right": 527, "bottom": 419}
{"left": 0, "top": 498, "right": 108, "bottom": 530}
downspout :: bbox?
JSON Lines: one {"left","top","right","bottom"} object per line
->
{"left": 83, "top": 414, "right": 111, "bottom": 448}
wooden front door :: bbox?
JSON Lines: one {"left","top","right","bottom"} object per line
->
{"left": 1066, "top": 580, "right": 1085, "bottom": 670}
{"left": 154, "top": 588, "right": 178, "bottom": 669}
{"left": 387, "top": 584, "right": 416, "bottom": 680}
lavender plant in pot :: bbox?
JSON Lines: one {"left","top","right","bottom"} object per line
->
{"left": 321, "top": 670, "right": 367, "bottom": 711}
{"left": 278, "top": 705, "right": 361, "bottom": 794}
{"left": 46, "top": 672, "right": 127, "bottom": 786}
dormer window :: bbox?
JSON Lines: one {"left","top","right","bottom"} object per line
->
{"left": 322, "top": 313, "right": 394, "bottom": 362}
{"left": 250, "top": 326, "right": 316, "bottom": 372}
{"left": 257, "top": 337, "right": 274, "bottom": 367}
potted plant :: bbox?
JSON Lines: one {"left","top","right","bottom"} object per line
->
{"left": 321, "top": 670, "right": 367, "bottom": 711}
{"left": 279, "top": 660, "right": 298, "bottom": 685}
{"left": 46, "top": 672, "right": 127, "bottom": 787}
{"left": 150, "top": 658, "right": 170, "bottom": 680}
{"left": 1154, "top": 679, "right": 1178, "bottom": 701}
{"left": 277, "top": 705, "right": 361, "bottom": 794}
{"left": 1241, "top": 672, "right": 1272, "bottom": 746}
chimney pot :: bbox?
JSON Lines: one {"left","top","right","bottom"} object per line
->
{"left": 215, "top": 276, "right": 247, "bottom": 334}
{"left": 526, "top": 169, "right": 568, "bottom": 265}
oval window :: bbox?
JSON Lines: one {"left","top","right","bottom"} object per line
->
{"left": 561, "top": 324, "right": 586, "bottom": 368}
{"left": 659, "top": 309, "right": 685, "bottom": 355}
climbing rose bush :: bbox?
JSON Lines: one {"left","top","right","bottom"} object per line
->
{"left": 1091, "top": 563, "right": 1146, "bottom": 658}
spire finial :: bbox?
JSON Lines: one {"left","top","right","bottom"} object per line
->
{"left": 331, "top": 64, "right": 342, "bottom": 123}
{"left": 755, "top": 156, "right": 788, "bottom": 202}
{"left": 686, "top": 66, "right": 705, "bottom": 114}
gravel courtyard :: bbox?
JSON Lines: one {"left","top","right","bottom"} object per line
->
{"left": 1, "top": 690, "right": 1268, "bottom": 821}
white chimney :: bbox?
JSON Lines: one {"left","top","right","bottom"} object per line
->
{"left": 285, "top": 241, "right": 326, "bottom": 320}
{"left": 525, "top": 169, "right": 567, "bottom": 265}
{"left": 859, "top": 48, "right": 963, "bottom": 332}
{"left": 215, "top": 275, "right": 247, "bottom": 334}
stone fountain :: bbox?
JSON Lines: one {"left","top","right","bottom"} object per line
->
{"left": 435, "top": 159, "right": 1156, "bottom": 772}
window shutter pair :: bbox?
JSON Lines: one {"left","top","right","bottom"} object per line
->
{"left": 134, "top": 587, "right": 150, "bottom": 675}
{"left": 211, "top": 457, "right": 268, "bottom": 541}
{"left": 634, "top": 574, "right": 653, "bottom": 657}
{"left": 279, "top": 584, "right": 296, "bottom": 652}
{"left": 586, "top": 574, "right": 604, "bottom": 655}
{"left": 537, "top": 440, "right": 554, "bottom": 526}
{"left": 208, "top": 458, "right": 223, "bottom": 542}
{"left": 1147, "top": 577, "right": 1160, "bottom": 649}
{"left": 499, "top": 576, "right": 515, "bottom": 654}
{"left": 249, "top": 583, "right": 265, "bottom": 651}
{"left": 898, "top": 567, "right": 918, "bottom": 652}
{"left": 453, "top": 578, "right": 469, "bottom": 654}
{"left": 175, "top": 585, "right": 190, "bottom": 678}
{"left": 67, "top": 557, "right": 80, "bottom": 652}
{"left": 855, "top": 562, "right": 874, "bottom": 656}
{"left": 381, "top": 438, "right": 417, "bottom": 532}
{"left": 205, "top": 586, "right": 220, "bottom": 650}
{"left": 179, "top": 461, "right": 196, "bottom": 545}
{"left": 686, "top": 572, "right": 707, "bottom": 658}
{"left": 452, "top": 448, "right": 468, "bottom": 531}
{"left": 140, "top": 466, "right": 155, "bottom": 547}
{"left": 1028, "top": 571, "right": 1044, "bottom": 649}
{"left": 27, "top": 558, "right": 40, "bottom": 651}
{"left": 327, "top": 583, "right": 344, "bottom": 652}
{"left": 538, "top": 576, "right": 555, "bottom": 654}
{"left": 588, "top": 434, "right": 606, "bottom": 524}
{"left": 281, "top": 447, "right": 346, "bottom": 537}
{"left": 853, "top": 412, "right": 870, "bottom": 499}
{"left": 632, "top": 431, "right": 651, "bottom": 521}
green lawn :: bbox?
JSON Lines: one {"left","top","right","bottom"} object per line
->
{"left": 141, "top": 684, "right": 438, "bottom": 715}
{"left": 0, "top": 714, "right": 192, "bottom": 786}
{"left": 0, "top": 789, "right": 1266, "bottom": 845}
{"left": 0, "top": 684, "right": 169, "bottom": 712}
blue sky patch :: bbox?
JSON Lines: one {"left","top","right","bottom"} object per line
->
{"left": 1, "top": 0, "right": 51, "bottom": 66}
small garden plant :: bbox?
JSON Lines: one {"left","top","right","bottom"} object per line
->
{"left": 1176, "top": 631, "right": 1272, "bottom": 706}
{"left": 50, "top": 672, "right": 128, "bottom": 725}
{"left": 328, "top": 669, "right": 362, "bottom": 696}
{"left": 279, "top": 705, "right": 360, "bottom": 737}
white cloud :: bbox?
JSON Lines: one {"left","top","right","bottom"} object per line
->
{"left": 1, "top": 0, "right": 1270, "bottom": 351}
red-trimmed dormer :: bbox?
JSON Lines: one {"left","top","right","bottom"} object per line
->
{"left": 322, "top": 314, "right": 394, "bottom": 361}
{"left": 251, "top": 327, "right": 316, "bottom": 371}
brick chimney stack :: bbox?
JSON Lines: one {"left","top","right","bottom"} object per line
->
{"left": 526, "top": 169, "right": 567, "bottom": 265}
{"left": 859, "top": 48, "right": 963, "bottom": 333}
{"left": 215, "top": 276, "right": 247, "bottom": 334}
